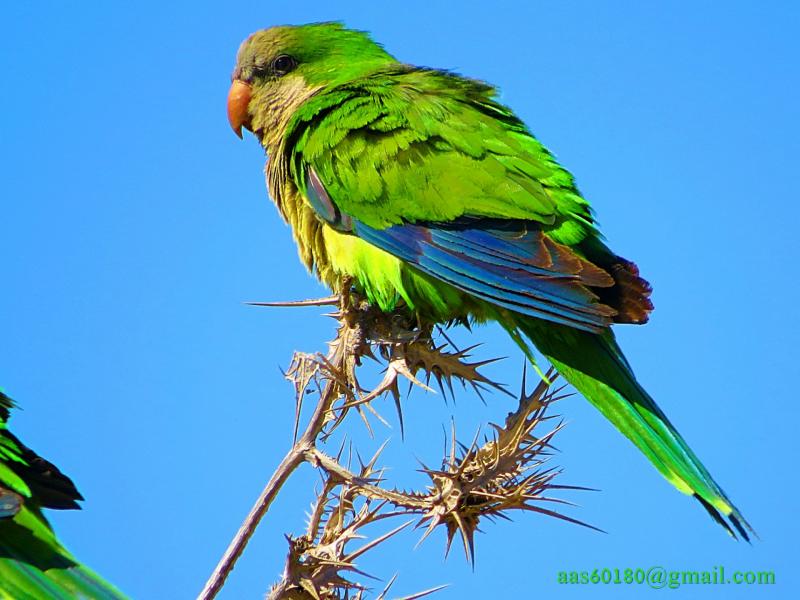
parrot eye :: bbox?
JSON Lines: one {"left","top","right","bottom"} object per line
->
{"left": 272, "top": 54, "right": 298, "bottom": 76}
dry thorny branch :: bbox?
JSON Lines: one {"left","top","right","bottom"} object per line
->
{"left": 199, "top": 294, "right": 596, "bottom": 600}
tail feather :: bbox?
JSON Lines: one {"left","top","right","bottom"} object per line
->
{"left": 515, "top": 317, "right": 753, "bottom": 539}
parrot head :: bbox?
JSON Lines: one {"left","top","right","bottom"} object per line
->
{"left": 227, "top": 22, "right": 395, "bottom": 143}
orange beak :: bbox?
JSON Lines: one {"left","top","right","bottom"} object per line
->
{"left": 227, "top": 79, "right": 252, "bottom": 138}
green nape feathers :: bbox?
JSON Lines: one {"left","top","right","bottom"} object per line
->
{"left": 228, "top": 22, "right": 752, "bottom": 539}
{"left": 0, "top": 390, "right": 126, "bottom": 599}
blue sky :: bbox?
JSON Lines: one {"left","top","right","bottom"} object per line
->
{"left": 1, "top": 1, "right": 797, "bottom": 598}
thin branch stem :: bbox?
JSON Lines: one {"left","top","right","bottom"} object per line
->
{"left": 306, "top": 448, "right": 428, "bottom": 511}
{"left": 197, "top": 446, "right": 305, "bottom": 600}
{"left": 197, "top": 315, "right": 350, "bottom": 600}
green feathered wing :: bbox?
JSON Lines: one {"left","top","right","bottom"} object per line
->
{"left": 0, "top": 391, "right": 127, "bottom": 599}
{"left": 279, "top": 66, "right": 752, "bottom": 538}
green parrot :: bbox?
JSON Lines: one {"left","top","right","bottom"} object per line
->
{"left": 226, "top": 22, "right": 751, "bottom": 539}
{"left": 0, "top": 390, "right": 126, "bottom": 599}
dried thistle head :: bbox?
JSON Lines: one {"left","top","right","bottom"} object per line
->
{"left": 398, "top": 334, "right": 509, "bottom": 403}
{"left": 330, "top": 324, "right": 508, "bottom": 438}
{"left": 280, "top": 300, "right": 422, "bottom": 439}
{"left": 279, "top": 294, "right": 507, "bottom": 447}
{"left": 268, "top": 442, "right": 408, "bottom": 600}
{"left": 405, "top": 370, "right": 600, "bottom": 562}
{"left": 268, "top": 497, "right": 407, "bottom": 599}
{"left": 298, "top": 368, "right": 598, "bottom": 566}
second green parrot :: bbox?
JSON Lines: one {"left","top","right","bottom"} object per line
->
{"left": 0, "top": 390, "right": 126, "bottom": 599}
{"left": 226, "top": 22, "right": 751, "bottom": 539}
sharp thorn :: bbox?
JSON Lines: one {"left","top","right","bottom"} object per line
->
{"left": 245, "top": 295, "right": 340, "bottom": 308}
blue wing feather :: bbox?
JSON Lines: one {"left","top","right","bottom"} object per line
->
{"left": 355, "top": 220, "right": 616, "bottom": 332}
{"left": 304, "top": 168, "right": 617, "bottom": 332}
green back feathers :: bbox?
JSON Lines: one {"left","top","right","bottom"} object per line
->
{"left": 285, "top": 65, "right": 595, "bottom": 246}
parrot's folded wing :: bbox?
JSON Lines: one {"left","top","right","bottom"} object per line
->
{"left": 286, "top": 67, "right": 592, "bottom": 232}
{"left": 304, "top": 159, "right": 618, "bottom": 331}
{"left": 354, "top": 217, "right": 617, "bottom": 332}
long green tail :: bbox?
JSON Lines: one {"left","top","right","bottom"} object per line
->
{"left": 516, "top": 317, "right": 752, "bottom": 539}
